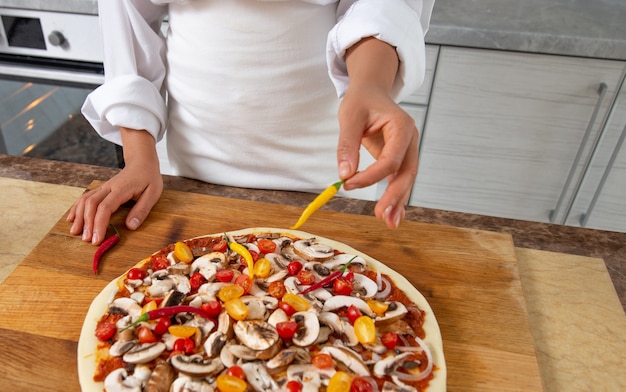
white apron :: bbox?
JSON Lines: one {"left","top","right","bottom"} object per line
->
{"left": 165, "top": 0, "right": 375, "bottom": 199}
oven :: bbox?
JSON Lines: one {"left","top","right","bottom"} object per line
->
{"left": 0, "top": 3, "right": 122, "bottom": 167}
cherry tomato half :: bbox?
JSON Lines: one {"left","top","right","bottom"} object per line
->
{"left": 381, "top": 332, "right": 399, "bottom": 350}
{"left": 350, "top": 377, "right": 374, "bottom": 392}
{"left": 153, "top": 317, "right": 172, "bottom": 335}
{"left": 226, "top": 365, "right": 246, "bottom": 380}
{"left": 312, "top": 353, "right": 333, "bottom": 369}
{"left": 353, "top": 316, "right": 376, "bottom": 345}
{"left": 201, "top": 300, "right": 222, "bottom": 318}
{"left": 257, "top": 239, "right": 277, "bottom": 254}
{"left": 94, "top": 320, "right": 116, "bottom": 342}
{"left": 296, "top": 269, "right": 315, "bottom": 285}
{"left": 346, "top": 305, "right": 362, "bottom": 325}
{"left": 216, "top": 269, "right": 235, "bottom": 283}
{"left": 278, "top": 301, "right": 297, "bottom": 317}
{"left": 173, "top": 337, "right": 195, "bottom": 354}
{"left": 189, "top": 272, "right": 206, "bottom": 291}
{"left": 286, "top": 380, "right": 303, "bottom": 392}
{"left": 151, "top": 254, "right": 169, "bottom": 271}
{"left": 212, "top": 239, "right": 228, "bottom": 252}
{"left": 268, "top": 281, "right": 287, "bottom": 299}
{"left": 126, "top": 267, "right": 146, "bottom": 281}
{"left": 234, "top": 274, "right": 253, "bottom": 294}
{"left": 276, "top": 320, "right": 297, "bottom": 340}
{"left": 333, "top": 278, "right": 353, "bottom": 295}
{"left": 287, "top": 261, "right": 303, "bottom": 276}
{"left": 138, "top": 326, "right": 158, "bottom": 343}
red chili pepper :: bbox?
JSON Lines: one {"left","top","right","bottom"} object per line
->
{"left": 122, "top": 305, "right": 211, "bottom": 331}
{"left": 299, "top": 256, "right": 355, "bottom": 295}
{"left": 93, "top": 224, "right": 121, "bottom": 275}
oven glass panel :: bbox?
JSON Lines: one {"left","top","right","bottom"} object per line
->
{"left": 2, "top": 15, "right": 46, "bottom": 50}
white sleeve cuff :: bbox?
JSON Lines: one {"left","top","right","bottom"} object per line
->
{"left": 81, "top": 74, "right": 167, "bottom": 145}
{"left": 327, "top": 0, "right": 428, "bottom": 102}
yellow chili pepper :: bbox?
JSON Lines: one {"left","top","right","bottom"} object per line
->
{"left": 228, "top": 239, "right": 254, "bottom": 279}
{"left": 291, "top": 180, "right": 345, "bottom": 230}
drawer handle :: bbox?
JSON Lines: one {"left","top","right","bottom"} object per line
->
{"left": 550, "top": 82, "right": 608, "bottom": 223}
{"left": 579, "top": 121, "right": 626, "bottom": 226}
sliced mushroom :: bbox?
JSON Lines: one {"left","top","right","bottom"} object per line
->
{"left": 351, "top": 273, "right": 379, "bottom": 299}
{"left": 375, "top": 302, "right": 408, "bottom": 325}
{"left": 382, "top": 381, "right": 417, "bottom": 392}
{"left": 321, "top": 295, "right": 375, "bottom": 317}
{"left": 323, "top": 253, "right": 367, "bottom": 271}
{"left": 266, "top": 308, "right": 289, "bottom": 327}
{"left": 229, "top": 340, "right": 281, "bottom": 360}
{"left": 220, "top": 340, "right": 237, "bottom": 368}
{"left": 147, "top": 277, "right": 175, "bottom": 298}
{"left": 373, "top": 352, "right": 413, "bottom": 377}
{"left": 167, "top": 263, "right": 191, "bottom": 276}
{"left": 291, "top": 311, "right": 320, "bottom": 347}
{"left": 170, "top": 274, "right": 191, "bottom": 295}
{"left": 287, "top": 364, "right": 335, "bottom": 389}
{"left": 203, "top": 331, "right": 227, "bottom": 358}
{"left": 318, "top": 312, "right": 358, "bottom": 346}
{"left": 266, "top": 347, "right": 310, "bottom": 370}
{"left": 320, "top": 346, "right": 370, "bottom": 376}
{"left": 170, "top": 354, "right": 224, "bottom": 377}
{"left": 293, "top": 239, "right": 335, "bottom": 261}
{"left": 170, "top": 375, "right": 214, "bottom": 392}
{"left": 144, "top": 362, "right": 175, "bottom": 392}
{"left": 233, "top": 320, "right": 279, "bottom": 351}
{"left": 283, "top": 276, "right": 302, "bottom": 294}
{"left": 103, "top": 368, "right": 142, "bottom": 392}
{"left": 108, "top": 339, "right": 138, "bottom": 357}
{"left": 241, "top": 296, "right": 277, "bottom": 320}
{"left": 241, "top": 361, "right": 279, "bottom": 392}
{"left": 123, "top": 342, "right": 166, "bottom": 364}
{"left": 161, "top": 289, "right": 186, "bottom": 308}
{"left": 109, "top": 298, "right": 142, "bottom": 321}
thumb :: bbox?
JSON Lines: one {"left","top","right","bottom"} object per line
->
{"left": 337, "top": 113, "right": 364, "bottom": 183}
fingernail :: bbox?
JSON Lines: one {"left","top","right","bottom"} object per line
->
{"left": 91, "top": 232, "right": 99, "bottom": 245}
{"left": 383, "top": 205, "right": 393, "bottom": 221}
{"left": 339, "top": 161, "right": 351, "bottom": 179}
{"left": 82, "top": 229, "right": 90, "bottom": 241}
{"left": 128, "top": 217, "right": 141, "bottom": 230}
{"left": 70, "top": 221, "right": 77, "bottom": 234}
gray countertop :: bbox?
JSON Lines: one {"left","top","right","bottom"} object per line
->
{"left": 1, "top": 0, "right": 624, "bottom": 60}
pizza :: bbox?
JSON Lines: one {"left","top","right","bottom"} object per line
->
{"left": 78, "top": 228, "right": 446, "bottom": 392}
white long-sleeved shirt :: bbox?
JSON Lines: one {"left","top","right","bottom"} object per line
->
{"left": 82, "top": 0, "right": 434, "bottom": 197}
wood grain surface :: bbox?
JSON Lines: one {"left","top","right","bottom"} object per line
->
{"left": 0, "top": 186, "right": 542, "bottom": 391}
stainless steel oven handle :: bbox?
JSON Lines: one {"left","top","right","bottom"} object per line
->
{"left": 0, "top": 63, "right": 104, "bottom": 86}
{"left": 549, "top": 82, "right": 608, "bottom": 223}
{"left": 579, "top": 121, "right": 626, "bottom": 226}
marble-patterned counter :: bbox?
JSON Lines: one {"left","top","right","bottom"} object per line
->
{"left": 1, "top": 154, "right": 625, "bottom": 391}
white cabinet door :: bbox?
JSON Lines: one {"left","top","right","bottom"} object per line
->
{"left": 410, "top": 47, "right": 625, "bottom": 223}
{"left": 565, "top": 75, "right": 626, "bottom": 232}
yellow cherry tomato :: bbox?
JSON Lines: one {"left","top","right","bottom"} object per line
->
{"left": 224, "top": 298, "right": 248, "bottom": 321}
{"left": 216, "top": 374, "right": 247, "bottom": 392}
{"left": 174, "top": 241, "right": 194, "bottom": 263}
{"left": 327, "top": 371, "right": 353, "bottom": 392}
{"left": 167, "top": 325, "right": 199, "bottom": 338}
{"left": 282, "top": 293, "right": 310, "bottom": 312}
{"left": 253, "top": 257, "right": 272, "bottom": 278}
{"left": 218, "top": 284, "right": 245, "bottom": 302}
{"left": 141, "top": 300, "right": 157, "bottom": 315}
{"left": 354, "top": 315, "right": 376, "bottom": 345}
{"left": 367, "top": 299, "right": 389, "bottom": 316}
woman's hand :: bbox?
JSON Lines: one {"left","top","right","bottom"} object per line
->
{"left": 339, "top": 37, "right": 419, "bottom": 229}
{"left": 67, "top": 128, "right": 163, "bottom": 245}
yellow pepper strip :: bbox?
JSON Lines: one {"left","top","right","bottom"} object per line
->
{"left": 228, "top": 238, "right": 255, "bottom": 279}
{"left": 291, "top": 180, "right": 345, "bottom": 230}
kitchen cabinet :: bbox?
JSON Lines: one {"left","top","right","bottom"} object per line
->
{"left": 409, "top": 46, "right": 626, "bottom": 230}
{"left": 564, "top": 77, "right": 626, "bottom": 232}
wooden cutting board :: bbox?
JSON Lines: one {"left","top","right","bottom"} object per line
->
{"left": 0, "top": 186, "right": 542, "bottom": 391}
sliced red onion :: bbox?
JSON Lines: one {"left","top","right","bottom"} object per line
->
{"left": 392, "top": 337, "right": 433, "bottom": 381}
{"left": 375, "top": 276, "right": 391, "bottom": 300}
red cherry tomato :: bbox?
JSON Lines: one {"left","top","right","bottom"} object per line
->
{"left": 216, "top": 269, "right": 235, "bottom": 283}
{"left": 126, "top": 267, "right": 146, "bottom": 280}
{"left": 344, "top": 272, "right": 355, "bottom": 283}
{"left": 212, "top": 239, "right": 228, "bottom": 252}
{"left": 226, "top": 365, "right": 246, "bottom": 380}
{"left": 248, "top": 249, "right": 259, "bottom": 262}
{"left": 311, "top": 353, "right": 333, "bottom": 369}
{"left": 287, "top": 261, "right": 303, "bottom": 276}
{"left": 234, "top": 274, "right": 253, "bottom": 294}
{"left": 381, "top": 332, "right": 399, "bottom": 350}
{"left": 201, "top": 300, "right": 222, "bottom": 318}
{"left": 350, "top": 377, "right": 374, "bottom": 392}
{"left": 189, "top": 272, "right": 206, "bottom": 291}
{"left": 278, "top": 301, "right": 297, "bottom": 317}
{"left": 257, "top": 239, "right": 277, "bottom": 254}
{"left": 333, "top": 278, "right": 353, "bottom": 295}
{"left": 173, "top": 337, "right": 195, "bottom": 354}
{"left": 153, "top": 317, "right": 172, "bottom": 335}
{"left": 94, "top": 319, "right": 116, "bottom": 342}
{"left": 296, "top": 269, "right": 315, "bottom": 285}
{"left": 346, "top": 305, "right": 362, "bottom": 325}
{"left": 286, "top": 380, "right": 303, "bottom": 392}
{"left": 138, "top": 326, "right": 158, "bottom": 343}
{"left": 268, "top": 281, "right": 287, "bottom": 299}
{"left": 151, "top": 254, "right": 169, "bottom": 271}
{"left": 276, "top": 320, "right": 298, "bottom": 340}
